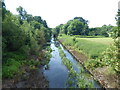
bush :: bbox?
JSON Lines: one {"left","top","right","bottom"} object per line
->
{"left": 85, "top": 45, "right": 119, "bottom": 73}
{"left": 24, "top": 59, "right": 41, "bottom": 66}
{"left": 30, "top": 37, "right": 40, "bottom": 55}
{"left": 3, "top": 52, "right": 26, "bottom": 62}
{"left": 46, "top": 46, "right": 52, "bottom": 53}
{"left": 3, "top": 59, "right": 21, "bottom": 78}
{"left": 85, "top": 59, "right": 103, "bottom": 70}
{"left": 19, "top": 45, "right": 30, "bottom": 56}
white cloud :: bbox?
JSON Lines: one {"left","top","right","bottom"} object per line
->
{"left": 5, "top": 0, "right": 119, "bottom": 28}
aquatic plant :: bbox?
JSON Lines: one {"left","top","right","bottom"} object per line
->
{"left": 58, "top": 46, "right": 94, "bottom": 88}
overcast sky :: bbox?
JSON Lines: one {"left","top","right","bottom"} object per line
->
{"left": 5, "top": 0, "right": 119, "bottom": 28}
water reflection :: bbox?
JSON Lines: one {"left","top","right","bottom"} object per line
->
{"left": 43, "top": 39, "right": 68, "bottom": 88}
{"left": 42, "top": 38, "right": 101, "bottom": 88}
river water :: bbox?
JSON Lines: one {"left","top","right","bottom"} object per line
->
{"left": 43, "top": 38, "right": 101, "bottom": 88}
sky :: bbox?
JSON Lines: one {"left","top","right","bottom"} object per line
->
{"left": 4, "top": 0, "right": 119, "bottom": 28}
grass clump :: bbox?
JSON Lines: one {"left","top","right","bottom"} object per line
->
{"left": 62, "top": 57, "right": 73, "bottom": 70}
{"left": 58, "top": 47, "right": 66, "bottom": 58}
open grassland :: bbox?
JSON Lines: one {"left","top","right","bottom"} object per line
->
{"left": 58, "top": 35, "right": 114, "bottom": 58}
{"left": 78, "top": 38, "right": 113, "bottom": 45}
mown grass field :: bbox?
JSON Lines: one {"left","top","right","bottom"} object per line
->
{"left": 58, "top": 34, "right": 114, "bottom": 58}
{"left": 78, "top": 38, "right": 113, "bottom": 45}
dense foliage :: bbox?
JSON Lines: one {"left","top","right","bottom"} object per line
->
{"left": 88, "top": 25, "right": 113, "bottom": 37}
{"left": 2, "top": 2, "right": 52, "bottom": 78}
{"left": 53, "top": 17, "right": 114, "bottom": 38}
{"left": 53, "top": 17, "right": 89, "bottom": 37}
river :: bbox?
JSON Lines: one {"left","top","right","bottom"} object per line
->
{"left": 42, "top": 38, "right": 102, "bottom": 88}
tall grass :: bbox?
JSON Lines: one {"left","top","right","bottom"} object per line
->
{"left": 74, "top": 39, "right": 108, "bottom": 58}
{"left": 79, "top": 38, "right": 113, "bottom": 45}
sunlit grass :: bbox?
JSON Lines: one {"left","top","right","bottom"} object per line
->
{"left": 78, "top": 38, "right": 113, "bottom": 45}
{"left": 58, "top": 34, "right": 113, "bottom": 58}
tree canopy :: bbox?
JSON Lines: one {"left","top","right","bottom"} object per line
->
{"left": 2, "top": 4, "right": 52, "bottom": 58}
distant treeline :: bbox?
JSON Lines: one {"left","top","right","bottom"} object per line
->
{"left": 53, "top": 17, "right": 117, "bottom": 38}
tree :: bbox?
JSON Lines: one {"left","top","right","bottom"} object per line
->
{"left": 54, "top": 17, "right": 89, "bottom": 36}
{"left": 34, "top": 16, "right": 42, "bottom": 23}
{"left": 35, "top": 29, "right": 46, "bottom": 47}
{"left": 74, "top": 17, "right": 88, "bottom": 25}
{"left": 2, "top": 9, "right": 26, "bottom": 51}
{"left": 67, "top": 19, "right": 84, "bottom": 35}
{"left": 16, "top": 6, "right": 27, "bottom": 24}
{"left": 16, "top": 6, "right": 27, "bottom": 20}
{"left": 74, "top": 17, "right": 89, "bottom": 35}
{"left": 62, "top": 23, "right": 69, "bottom": 35}
{"left": 2, "top": 1, "right": 8, "bottom": 20}
{"left": 42, "top": 20, "right": 48, "bottom": 28}
{"left": 30, "top": 21, "right": 41, "bottom": 29}
{"left": 53, "top": 24, "right": 63, "bottom": 38}
{"left": 26, "top": 14, "right": 33, "bottom": 23}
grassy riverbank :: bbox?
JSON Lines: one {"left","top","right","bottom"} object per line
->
{"left": 58, "top": 34, "right": 113, "bottom": 58}
{"left": 3, "top": 46, "right": 52, "bottom": 78}
{"left": 2, "top": 46, "right": 52, "bottom": 88}
{"left": 58, "top": 34, "right": 119, "bottom": 88}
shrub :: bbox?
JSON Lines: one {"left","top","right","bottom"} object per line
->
{"left": 24, "top": 59, "right": 41, "bottom": 66}
{"left": 3, "top": 59, "right": 21, "bottom": 78}
{"left": 46, "top": 46, "right": 52, "bottom": 53}
{"left": 19, "top": 45, "right": 30, "bottom": 56}
{"left": 30, "top": 36, "right": 40, "bottom": 55}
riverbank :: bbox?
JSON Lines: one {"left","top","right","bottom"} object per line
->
{"left": 59, "top": 39, "right": 119, "bottom": 89}
{"left": 2, "top": 47, "right": 52, "bottom": 88}
{"left": 43, "top": 39, "right": 101, "bottom": 88}
{"left": 2, "top": 64, "right": 48, "bottom": 88}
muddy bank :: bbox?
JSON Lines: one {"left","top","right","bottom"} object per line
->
{"left": 2, "top": 65, "right": 48, "bottom": 88}
{"left": 59, "top": 40, "right": 119, "bottom": 89}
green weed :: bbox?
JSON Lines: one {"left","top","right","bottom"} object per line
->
{"left": 3, "top": 58, "right": 21, "bottom": 78}
{"left": 58, "top": 47, "right": 94, "bottom": 88}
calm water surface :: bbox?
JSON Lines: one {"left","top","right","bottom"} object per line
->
{"left": 42, "top": 38, "right": 101, "bottom": 88}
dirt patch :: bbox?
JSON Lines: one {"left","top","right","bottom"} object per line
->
{"left": 93, "top": 67, "right": 120, "bottom": 89}
{"left": 68, "top": 47, "right": 87, "bottom": 63}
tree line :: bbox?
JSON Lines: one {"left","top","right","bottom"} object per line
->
{"left": 53, "top": 17, "right": 116, "bottom": 38}
{"left": 2, "top": 1, "right": 52, "bottom": 78}
{"left": 2, "top": 2, "right": 52, "bottom": 57}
